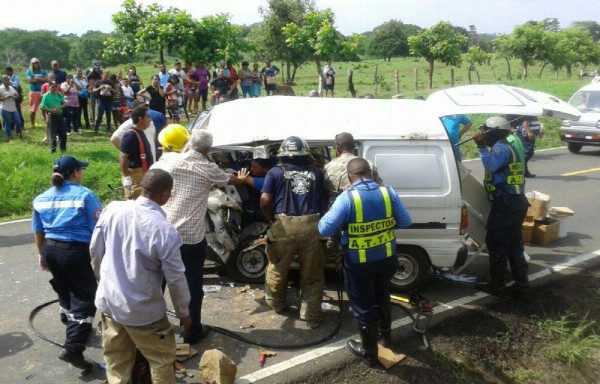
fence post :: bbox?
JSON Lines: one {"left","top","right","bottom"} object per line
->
{"left": 374, "top": 64, "right": 379, "bottom": 96}
{"left": 414, "top": 68, "right": 419, "bottom": 90}
{"left": 451, "top": 68, "right": 455, "bottom": 87}
{"left": 395, "top": 70, "right": 400, "bottom": 94}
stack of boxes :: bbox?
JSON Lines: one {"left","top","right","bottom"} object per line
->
{"left": 522, "top": 191, "right": 573, "bottom": 246}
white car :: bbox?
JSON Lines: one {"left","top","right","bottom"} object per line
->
{"left": 560, "top": 81, "right": 600, "bottom": 153}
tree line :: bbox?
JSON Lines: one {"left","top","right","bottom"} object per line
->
{"left": 1, "top": 0, "right": 599, "bottom": 90}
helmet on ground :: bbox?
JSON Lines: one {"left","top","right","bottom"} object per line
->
{"left": 483, "top": 116, "right": 512, "bottom": 132}
{"left": 158, "top": 124, "right": 189, "bottom": 152}
{"left": 277, "top": 136, "right": 310, "bottom": 158}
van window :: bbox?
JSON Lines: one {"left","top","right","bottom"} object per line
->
{"left": 366, "top": 145, "right": 449, "bottom": 195}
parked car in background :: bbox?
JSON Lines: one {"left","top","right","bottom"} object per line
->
{"left": 560, "top": 81, "right": 600, "bottom": 153}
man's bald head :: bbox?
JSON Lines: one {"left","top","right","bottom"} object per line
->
{"left": 347, "top": 158, "right": 372, "bottom": 180}
{"left": 141, "top": 169, "right": 173, "bottom": 201}
{"left": 335, "top": 132, "right": 355, "bottom": 153}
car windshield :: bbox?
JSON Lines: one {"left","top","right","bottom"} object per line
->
{"left": 569, "top": 90, "right": 600, "bottom": 112}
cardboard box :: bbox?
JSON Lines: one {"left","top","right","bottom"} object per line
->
{"left": 522, "top": 216, "right": 535, "bottom": 245}
{"left": 526, "top": 191, "right": 550, "bottom": 221}
{"left": 532, "top": 218, "right": 560, "bottom": 245}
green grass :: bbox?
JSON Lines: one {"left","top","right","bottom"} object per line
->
{"left": 539, "top": 313, "right": 600, "bottom": 369}
{"left": 1, "top": 55, "right": 592, "bottom": 220}
{"left": 507, "top": 368, "right": 543, "bottom": 384}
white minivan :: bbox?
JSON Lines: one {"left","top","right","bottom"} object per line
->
{"left": 190, "top": 87, "right": 579, "bottom": 291}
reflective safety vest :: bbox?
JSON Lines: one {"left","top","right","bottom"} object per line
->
{"left": 483, "top": 140, "right": 525, "bottom": 201}
{"left": 347, "top": 186, "right": 397, "bottom": 263}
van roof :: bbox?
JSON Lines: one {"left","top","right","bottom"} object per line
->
{"left": 206, "top": 97, "right": 449, "bottom": 147}
{"left": 575, "top": 82, "right": 600, "bottom": 92}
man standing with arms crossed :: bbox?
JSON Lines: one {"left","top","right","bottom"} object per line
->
{"left": 91, "top": 169, "right": 191, "bottom": 383}
{"left": 319, "top": 158, "right": 412, "bottom": 367}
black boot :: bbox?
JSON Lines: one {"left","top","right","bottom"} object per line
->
{"left": 59, "top": 349, "right": 94, "bottom": 371}
{"left": 476, "top": 257, "right": 507, "bottom": 295}
{"left": 347, "top": 326, "right": 379, "bottom": 367}
{"left": 377, "top": 304, "right": 392, "bottom": 348}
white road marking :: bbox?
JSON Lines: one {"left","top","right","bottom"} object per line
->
{"left": 236, "top": 249, "right": 600, "bottom": 383}
{"left": 0, "top": 218, "right": 31, "bottom": 226}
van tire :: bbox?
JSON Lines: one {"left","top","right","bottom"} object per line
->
{"left": 227, "top": 244, "right": 268, "bottom": 284}
{"left": 390, "top": 246, "right": 430, "bottom": 292}
{"left": 567, "top": 142, "right": 583, "bottom": 153}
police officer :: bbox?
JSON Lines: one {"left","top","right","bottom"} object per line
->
{"left": 260, "top": 136, "right": 327, "bottom": 329}
{"left": 32, "top": 156, "right": 103, "bottom": 371}
{"left": 473, "top": 116, "right": 530, "bottom": 297}
{"left": 319, "top": 158, "right": 412, "bottom": 366}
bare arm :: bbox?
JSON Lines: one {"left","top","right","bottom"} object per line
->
{"left": 111, "top": 136, "right": 121, "bottom": 151}
{"left": 458, "top": 122, "right": 473, "bottom": 139}
{"left": 120, "top": 152, "right": 130, "bottom": 177}
{"left": 34, "top": 231, "right": 48, "bottom": 271}
{"left": 260, "top": 193, "right": 275, "bottom": 223}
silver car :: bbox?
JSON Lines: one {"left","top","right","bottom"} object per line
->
{"left": 560, "top": 81, "right": 600, "bottom": 153}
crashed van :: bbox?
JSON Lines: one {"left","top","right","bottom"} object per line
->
{"left": 190, "top": 87, "right": 579, "bottom": 291}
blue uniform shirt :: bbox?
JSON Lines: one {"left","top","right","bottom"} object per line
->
{"left": 479, "top": 140, "right": 524, "bottom": 197}
{"left": 262, "top": 163, "right": 326, "bottom": 216}
{"left": 442, "top": 114, "right": 471, "bottom": 162}
{"left": 318, "top": 180, "right": 412, "bottom": 248}
{"left": 32, "top": 181, "right": 103, "bottom": 243}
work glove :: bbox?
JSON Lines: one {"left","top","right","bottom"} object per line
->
{"left": 472, "top": 132, "right": 487, "bottom": 149}
{"left": 122, "top": 176, "right": 133, "bottom": 190}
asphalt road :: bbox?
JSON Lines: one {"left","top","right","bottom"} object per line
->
{"left": 1, "top": 146, "right": 599, "bottom": 383}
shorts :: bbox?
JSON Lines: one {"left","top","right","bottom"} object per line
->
{"left": 29, "top": 92, "right": 42, "bottom": 113}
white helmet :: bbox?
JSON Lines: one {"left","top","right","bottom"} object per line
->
{"left": 484, "top": 116, "right": 512, "bottom": 131}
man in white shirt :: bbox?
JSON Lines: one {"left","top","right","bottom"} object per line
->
{"left": 91, "top": 168, "right": 191, "bottom": 384}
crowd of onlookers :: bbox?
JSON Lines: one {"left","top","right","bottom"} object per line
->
{"left": 0, "top": 57, "right": 305, "bottom": 149}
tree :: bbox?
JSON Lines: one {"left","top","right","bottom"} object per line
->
{"left": 182, "top": 14, "right": 251, "bottom": 67}
{"left": 69, "top": 31, "right": 110, "bottom": 68}
{"left": 249, "top": 0, "right": 314, "bottom": 83}
{"left": 283, "top": 8, "right": 360, "bottom": 83}
{"left": 571, "top": 21, "right": 600, "bottom": 42}
{"left": 509, "top": 22, "right": 549, "bottom": 79}
{"left": 549, "top": 28, "right": 600, "bottom": 77}
{"left": 105, "top": 0, "right": 197, "bottom": 64}
{"left": 367, "top": 19, "right": 409, "bottom": 61}
{"left": 466, "top": 46, "right": 491, "bottom": 84}
{"left": 0, "top": 29, "right": 72, "bottom": 69}
{"left": 493, "top": 34, "right": 514, "bottom": 80}
{"left": 408, "top": 21, "right": 467, "bottom": 89}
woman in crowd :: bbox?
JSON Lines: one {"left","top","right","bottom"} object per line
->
{"left": 127, "top": 66, "right": 143, "bottom": 97}
{"left": 73, "top": 68, "right": 90, "bottom": 129}
{"left": 139, "top": 75, "right": 166, "bottom": 115}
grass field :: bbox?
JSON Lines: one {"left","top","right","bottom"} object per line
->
{"left": 0, "top": 56, "right": 591, "bottom": 220}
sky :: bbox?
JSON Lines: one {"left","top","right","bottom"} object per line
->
{"left": 3, "top": 0, "right": 599, "bottom": 36}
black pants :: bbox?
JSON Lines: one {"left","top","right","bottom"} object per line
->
{"left": 180, "top": 240, "right": 207, "bottom": 332}
{"left": 42, "top": 240, "right": 97, "bottom": 353}
{"left": 486, "top": 194, "right": 530, "bottom": 288}
{"left": 48, "top": 114, "right": 66, "bottom": 152}
{"left": 77, "top": 96, "right": 89, "bottom": 128}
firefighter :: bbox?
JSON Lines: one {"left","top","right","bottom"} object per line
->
{"left": 473, "top": 116, "right": 530, "bottom": 297}
{"left": 318, "top": 158, "right": 412, "bottom": 366}
{"left": 260, "top": 136, "right": 328, "bottom": 329}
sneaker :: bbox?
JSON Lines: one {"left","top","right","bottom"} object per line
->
{"left": 58, "top": 350, "right": 94, "bottom": 371}
{"left": 42, "top": 137, "right": 48, "bottom": 142}
{"left": 524, "top": 171, "right": 536, "bottom": 178}
{"left": 67, "top": 132, "right": 71, "bottom": 136}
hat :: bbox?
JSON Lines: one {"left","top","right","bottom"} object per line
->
{"left": 51, "top": 60, "right": 58, "bottom": 66}
{"left": 92, "top": 60, "right": 100, "bottom": 68}
{"left": 49, "top": 81, "right": 57, "bottom": 88}
{"left": 30, "top": 57, "right": 40, "bottom": 64}
{"left": 53, "top": 156, "right": 89, "bottom": 175}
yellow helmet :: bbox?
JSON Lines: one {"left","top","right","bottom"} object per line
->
{"left": 158, "top": 124, "right": 189, "bottom": 152}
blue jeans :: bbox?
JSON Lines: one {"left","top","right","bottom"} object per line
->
{"left": 241, "top": 85, "right": 253, "bottom": 98}
{"left": 343, "top": 256, "right": 398, "bottom": 327}
{"left": 64, "top": 106, "right": 79, "bottom": 133}
{"left": 94, "top": 99, "right": 112, "bottom": 132}
{"left": 2, "top": 109, "right": 22, "bottom": 138}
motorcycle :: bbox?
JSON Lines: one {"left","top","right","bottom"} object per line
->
{"left": 204, "top": 185, "right": 269, "bottom": 283}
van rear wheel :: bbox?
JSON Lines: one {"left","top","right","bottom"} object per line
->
{"left": 390, "top": 246, "right": 430, "bottom": 293}
{"left": 227, "top": 244, "right": 268, "bottom": 284}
